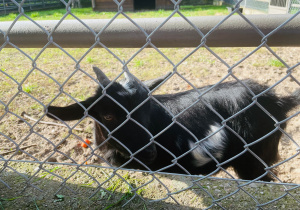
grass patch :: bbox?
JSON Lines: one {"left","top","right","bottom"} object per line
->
{"left": 0, "top": 5, "right": 229, "bottom": 21}
{"left": 30, "top": 12, "right": 39, "bottom": 18}
{"left": 86, "top": 56, "right": 94, "bottom": 63}
{"left": 253, "top": 59, "right": 285, "bottom": 68}
{"left": 23, "top": 84, "right": 36, "bottom": 93}
{"left": 268, "top": 59, "right": 285, "bottom": 67}
{"left": 133, "top": 59, "right": 144, "bottom": 67}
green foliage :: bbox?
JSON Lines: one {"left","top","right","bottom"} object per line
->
{"left": 0, "top": 6, "right": 228, "bottom": 21}
{"left": 54, "top": 194, "right": 64, "bottom": 202}
{"left": 268, "top": 59, "right": 285, "bottom": 67}
{"left": 23, "top": 84, "right": 36, "bottom": 93}
{"left": 0, "top": 195, "right": 23, "bottom": 208}
{"left": 7, "top": 13, "right": 17, "bottom": 19}
{"left": 30, "top": 12, "right": 39, "bottom": 18}
{"left": 104, "top": 185, "right": 136, "bottom": 210}
{"left": 86, "top": 56, "right": 94, "bottom": 63}
{"left": 134, "top": 59, "right": 144, "bottom": 67}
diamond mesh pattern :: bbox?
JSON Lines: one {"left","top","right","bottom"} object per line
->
{"left": 0, "top": 0, "right": 299, "bottom": 208}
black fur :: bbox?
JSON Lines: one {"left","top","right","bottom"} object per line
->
{"left": 47, "top": 68, "right": 299, "bottom": 181}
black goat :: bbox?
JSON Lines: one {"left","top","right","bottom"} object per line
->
{"left": 47, "top": 67, "right": 299, "bottom": 181}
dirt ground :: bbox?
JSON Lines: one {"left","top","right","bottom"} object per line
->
{"left": 1, "top": 162, "right": 299, "bottom": 209}
{"left": 0, "top": 46, "right": 300, "bottom": 208}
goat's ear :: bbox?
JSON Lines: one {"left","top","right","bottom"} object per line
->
{"left": 93, "top": 66, "right": 110, "bottom": 86}
{"left": 46, "top": 99, "right": 93, "bottom": 121}
{"left": 124, "top": 71, "right": 136, "bottom": 84}
{"left": 123, "top": 63, "right": 136, "bottom": 84}
{"left": 143, "top": 72, "right": 171, "bottom": 90}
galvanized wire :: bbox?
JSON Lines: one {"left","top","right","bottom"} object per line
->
{"left": 0, "top": 0, "right": 300, "bottom": 208}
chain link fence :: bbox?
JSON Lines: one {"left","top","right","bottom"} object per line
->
{"left": 0, "top": 0, "right": 300, "bottom": 209}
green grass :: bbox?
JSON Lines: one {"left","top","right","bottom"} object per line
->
{"left": 133, "top": 59, "right": 144, "bottom": 67}
{"left": 86, "top": 56, "right": 94, "bottom": 63}
{"left": 23, "top": 84, "right": 36, "bottom": 93}
{"left": 268, "top": 59, "right": 285, "bottom": 67}
{"left": 252, "top": 58, "right": 286, "bottom": 68}
{"left": 0, "top": 5, "right": 229, "bottom": 21}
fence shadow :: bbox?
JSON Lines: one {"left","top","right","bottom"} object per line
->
{"left": 1, "top": 162, "right": 299, "bottom": 209}
{"left": 0, "top": 164, "right": 207, "bottom": 209}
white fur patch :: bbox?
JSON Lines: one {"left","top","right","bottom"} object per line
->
{"left": 189, "top": 141, "right": 212, "bottom": 166}
{"left": 189, "top": 124, "right": 226, "bottom": 167}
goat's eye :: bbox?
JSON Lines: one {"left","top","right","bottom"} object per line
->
{"left": 104, "top": 114, "right": 114, "bottom": 121}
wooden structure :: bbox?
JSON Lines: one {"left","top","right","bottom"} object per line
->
{"left": 92, "top": 0, "right": 174, "bottom": 12}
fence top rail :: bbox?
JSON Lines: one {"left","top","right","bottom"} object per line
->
{"left": 1, "top": 14, "right": 300, "bottom": 48}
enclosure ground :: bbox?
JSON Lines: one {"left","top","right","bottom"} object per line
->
{"left": 0, "top": 46, "right": 300, "bottom": 208}
{"left": 1, "top": 162, "right": 299, "bottom": 209}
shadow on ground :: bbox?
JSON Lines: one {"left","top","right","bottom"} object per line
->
{"left": 0, "top": 162, "right": 299, "bottom": 209}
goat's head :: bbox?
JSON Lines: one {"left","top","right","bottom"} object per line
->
{"left": 46, "top": 66, "right": 170, "bottom": 165}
